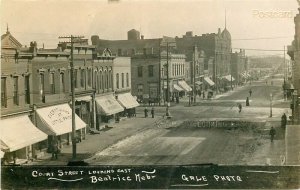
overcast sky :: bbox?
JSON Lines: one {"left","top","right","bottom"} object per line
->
{"left": 1, "top": 0, "right": 298, "bottom": 56}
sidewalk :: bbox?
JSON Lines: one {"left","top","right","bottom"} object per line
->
{"left": 26, "top": 114, "right": 162, "bottom": 165}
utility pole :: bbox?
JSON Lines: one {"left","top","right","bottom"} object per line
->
{"left": 166, "top": 42, "right": 170, "bottom": 116}
{"left": 193, "top": 46, "right": 196, "bottom": 104}
{"left": 158, "top": 39, "right": 161, "bottom": 106}
{"left": 59, "top": 35, "right": 84, "bottom": 160}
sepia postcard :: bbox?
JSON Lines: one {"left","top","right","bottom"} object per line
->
{"left": 1, "top": 0, "right": 299, "bottom": 189}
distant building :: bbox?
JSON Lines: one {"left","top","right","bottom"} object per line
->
{"left": 231, "top": 49, "right": 247, "bottom": 86}
{"left": 175, "top": 28, "right": 232, "bottom": 92}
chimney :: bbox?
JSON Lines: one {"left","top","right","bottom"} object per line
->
{"left": 218, "top": 28, "right": 221, "bottom": 34}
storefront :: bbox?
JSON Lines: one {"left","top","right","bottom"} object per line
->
{"left": 172, "top": 83, "right": 184, "bottom": 102}
{"left": 178, "top": 80, "right": 192, "bottom": 94}
{"left": 75, "top": 95, "right": 92, "bottom": 132}
{"left": 0, "top": 115, "right": 48, "bottom": 164}
{"left": 116, "top": 93, "right": 140, "bottom": 117}
{"left": 204, "top": 77, "right": 215, "bottom": 90}
{"left": 35, "top": 103, "right": 87, "bottom": 150}
{"left": 222, "top": 75, "right": 235, "bottom": 91}
{"left": 95, "top": 94, "right": 124, "bottom": 128}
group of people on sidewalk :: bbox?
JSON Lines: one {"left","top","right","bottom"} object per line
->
{"left": 144, "top": 107, "right": 155, "bottom": 118}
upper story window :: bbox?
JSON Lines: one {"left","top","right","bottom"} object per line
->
{"left": 87, "top": 69, "right": 92, "bottom": 87}
{"left": 116, "top": 73, "right": 119, "bottom": 89}
{"left": 60, "top": 72, "right": 65, "bottom": 93}
{"left": 80, "top": 69, "right": 85, "bottom": 88}
{"left": 148, "top": 65, "right": 154, "bottom": 77}
{"left": 74, "top": 69, "right": 78, "bottom": 88}
{"left": 126, "top": 73, "right": 129, "bottom": 87}
{"left": 106, "top": 70, "right": 109, "bottom": 89}
{"left": 109, "top": 70, "right": 112, "bottom": 89}
{"left": 1, "top": 77, "right": 7, "bottom": 108}
{"left": 24, "top": 75, "right": 30, "bottom": 104}
{"left": 40, "top": 73, "right": 45, "bottom": 103}
{"left": 49, "top": 72, "right": 55, "bottom": 94}
{"left": 13, "top": 76, "right": 19, "bottom": 105}
{"left": 121, "top": 73, "right": 124, "bottom": 88}
{"left": 138, "top": 66, "right": 143, "bottom": 77}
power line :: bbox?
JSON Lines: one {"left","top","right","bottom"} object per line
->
{"left": 232, "top": 36, "right": 293, "bottom": 41}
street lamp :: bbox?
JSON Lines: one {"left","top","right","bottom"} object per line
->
{"left": 270, "top": 93, "right": 273, "bottom": 117}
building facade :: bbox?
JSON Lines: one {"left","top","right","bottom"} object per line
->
{"left": 288, "top": 8, "right": 300, "bottom": 124}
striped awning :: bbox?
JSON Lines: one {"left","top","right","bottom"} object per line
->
{"left": 173, "top": 84, "right": 184, "bottom": 92}
{"left": 178, "top": 80, "right": 192, "bottom": 92}
{"left": 0, "top": 116, "right": 48, "bottom": 152}
{"left": 204, "top": 77, "right": 215, "bottom": 86}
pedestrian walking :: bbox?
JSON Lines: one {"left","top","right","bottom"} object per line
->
{"left": 246, "top": 97, "right": 250, "bottom": 106}
{"left": 269, "top": 126, "right": 276, "bottom": 142}
{"left": 51, "top": 138, "right": 59, "bottom": 160}
{"left": 249, "top": 89, "right": 252, "bottom": 97}
{"left": 238, "top": 103, "right": 242, "bottom": 113}
{"left": 151, "top": 107, "right": 155, "bottom": 118}
{"left": 281, "top": 113, "right": 287, "bottom": 128}
{"left": 144, "top": 107, "right": 148, "bottom": 118}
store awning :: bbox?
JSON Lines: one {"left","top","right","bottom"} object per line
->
{"left": 178, "top": 80, "right": 192, "bottom": 92}
{"left": 204, "top": 77, "right": 215, "bottom": 86}
{"left": 95, "top": 95, "right": 124, "bottom": 115}
{"left": 223, "top": 75, "right": 235, "bottom": 82}
{"left": 117, "top": 93, "right": 140, "bottom": 109}
{"left": 195, "top": 81, "right": 203, "bottom": 85}
{"left": 173, "top": 84, "right": 184, "bottom": 92}
{"left": 36, "top": 104, "right": 86, "bottom": 136}
{"left": 0, "top": 150, "right": 4, "bottom": 158}
{"left": 0, "top": 115, "right": 48, "bottom": 152}
{"left": 76, "top": 95, "right": 92, "bottom": 102}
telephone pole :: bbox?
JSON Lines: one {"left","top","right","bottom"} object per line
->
{"left": 59, "top": 35, "right": 84, "bottom": 160}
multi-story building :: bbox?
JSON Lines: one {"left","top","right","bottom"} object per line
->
{"left": 0, "top": 31, "right": 136, "bottom": 165}
{"left": 288, "top": 8, "right": 300, "bottom": 124}
{"left": 175, "top": 29, "right": 232, "bottom": 92}
{"left": 92, "top": 30, "right": 192, "bottom": 104}
{"left": 231, "top": 49, "right": 247, "bottom": 86}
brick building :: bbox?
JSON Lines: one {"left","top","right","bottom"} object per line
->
{"left": 288, "top": 7, "right": 300, "bottom": 124}
{"left": 0, "top": 31, "right": 137, "bottom": 164}
{"left": 175, "top": 29, "right": 232, "bottom": 92}
{"left": 91, "top": 30, "right": 192, "bottom": 104}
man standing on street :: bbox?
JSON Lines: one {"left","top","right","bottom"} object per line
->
{"left": 151, "top": 107, "right": 155, "bottom": 118}
{"left": 144, "top": 107, "right": 148, "bottom": 118}
{"left": 246, "top": 97, "right": 250, "bottom": 106}
{"left": 249, "top": 89, "right": 252, "bottom": 97}
{"left": 281, "top": 113, "right": 287, "bottom": 128}
{"left": 269, "top": 126, "right": 276, "bottom": 142}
